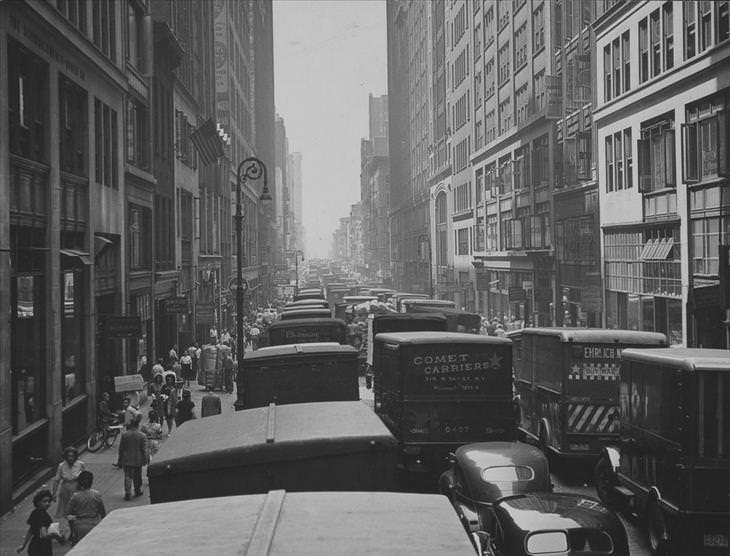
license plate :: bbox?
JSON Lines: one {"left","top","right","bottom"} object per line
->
{"left": 703, "top": 534, "right": 728, "bottom": 548}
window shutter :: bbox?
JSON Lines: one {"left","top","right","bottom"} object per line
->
{"left": 719, "top": 110, "right": 730, "bottom": 177}
{"left": 638, "top": 138, "right": 652, "bottom": 192}
{"left": 663, "top": 129, "right": 676, "bottom": 187}
{"left": 682, "top": 122, "right": 699, "bottom": 182}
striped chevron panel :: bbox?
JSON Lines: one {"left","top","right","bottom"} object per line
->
{"left": 567, "top": 403, "right": 619, "bottom": 433}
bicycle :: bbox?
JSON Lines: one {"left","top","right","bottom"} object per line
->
{"left": 86, "top": 417, "right": 124, "bottom": 452}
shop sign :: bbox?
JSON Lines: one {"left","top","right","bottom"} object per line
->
{"left": 164, "top": 296, "right": 189, "bottom": 313}
{"left": 508, "top": 287, "right": 526, "bottom": 303}
{"left": 114, "top": 374, "right": 144, "bottom": 393}
{"left": 100, "top": 315, "right": 142, "bottom": 338}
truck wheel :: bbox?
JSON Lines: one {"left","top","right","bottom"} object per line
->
{"left": 593, "top": 457, "right": 626, "bottom": 512}
{"left": 645, "top": 500, "right": 670, "bottom": 556}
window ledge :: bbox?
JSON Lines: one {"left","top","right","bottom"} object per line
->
{"left": 514, "top": 61, "right": 528, "bottom": 74}
{"left": 533, "top": 45, "right": 545, "bottom": 58}
{"left": 62, "top": 393, "right": 89, "bottom": 412}
{"left": 12, "top": 418, "right": 50, "bottom": 443}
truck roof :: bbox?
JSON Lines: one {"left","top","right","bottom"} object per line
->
{"left": 148, "top": 402, "right": 396, "bottom": 477}
{"left": 69, "top": 491, "right": 476, "bottom": 555}
{"left": 513, "top": 327, "right": 667, "bottom": 345}
{"left": 269, "top": 317, "right": 346, "bottom": 329}
{"left": 244, "top": 343, "right": 357, "bottom": 360}
{"left": 622, "top": 347, "right": 730, "bottom": 371}
{"left": 375, "top": 331, "right": 512, "bottom": 346}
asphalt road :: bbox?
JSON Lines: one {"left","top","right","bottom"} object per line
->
{"left": 358, "top": 381, "right": 652, "bottom": 555}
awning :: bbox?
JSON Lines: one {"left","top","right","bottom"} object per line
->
{"left": 640, "top": 237, "right": 674, "bottom": 260}
{"left": 94, "top": 234, "right": 114, "bottom": 258}
{"left": 60, "top": 248, "right": 92, "bottom": 266}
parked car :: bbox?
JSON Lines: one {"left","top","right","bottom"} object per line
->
{"left": 594, "top": 348, "right": 730, "bottom": 555}
{"left": 484, "top": 492, "right": 629, "bottom": 556}
{"left": 439, "top": 441, "right": 551, "bottom": 537}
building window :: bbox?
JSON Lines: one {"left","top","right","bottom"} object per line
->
{"left": 614, "top": 132, "right": 624, "bottom": 190}
{"left": 624, "top": 128, "right": 634, "bottom": 189}
{"left": 92, "top": 0, "right": 116, "bottom": 61}
{"left": 457, "top": 228, "right": 470, "bottom": 255}
{"left": 474, "top": 71, "right": 483, "bottom": 109}
{"left": 663, "top": 2, "right": 674, "bottom": 70}
{"left": 613, "top": 37, "right": 621, "bottom": 98}
{"left": 650, "top": 9, "right": 661, "bottom": 78}
{"left": 514, "top": 24, "right": 528, "bottom": 69}
{"left": 683, "top": 104, "right": 730, "bottom": 183}
{"left": 59, "top": 76, "right": 88, "bottom": 177}
{"left": 515, "top": 84, "right": 528, "bottom": 126}
{"left": 514, "top": 146, "right": 529, "bottom": 189}
{"left": 126, "top": 97, "right": 149, "bottom": 170}
{"left": 639, "top": 19, "right": 649, "bottom": 83}
{"left": 638, "top": 118, "right": 675, "bottom": 193}
{"left": 606, "top": 135, "right": 614, "bottom": 192}
{"left": 719, "top": 1, "right": 730, "bottom": 43}
{"left": 577, "top": 131, "right": 592, "bottom": 180}
{"left": 692, "top": 217, "right": 720, "bottom": 275}
{"left": 498, "top": 42, "right": 510, "bottom": 86}
{"left": 94, "top": 99, "right": 118, "bottom": 188}
{"left": 487, "top": 214, "right": 498, "bottom": 250}
{"left": 8, "top": 40, "right": 48, "bottom": 163}
{"left": 533, "top": 70, "right": 545, "bottom": 111}
{"left": 533, "top": 134, "right": 549, "bottom": 185}
{"left": 475, "top": 119, "right": 484, "bottom": 150}
{"left": 57, "top": 0, "right": 87, "bottom": 32}
{"left": 485, "top": 58, "right": 495, "bottom": 99}
{"left": 485, "top": 110, "right": 496, "bottom": 144}
{"left": 484, "top": 6, "right": 495, "bottom": 48}
{"left": 533, "top": 3, "right": 545, "bottom": 52}
{"left": 685, "top": 0, "right": 697, "bottom": 59}
{"left": 499, "top": 97, "right": 512, "bottom": 135}
{"left": 498, "top": 155, "right": 512, "bottom": 195}
{"left": 175, "top": 110, "right": 197, "bottom": 168}
{"left": 474, "top": 23, "right": 482, "bottom": 61}
{"left": 128, "top": 204, "right": 151, "bottom": 269}
{"left": 127, "top": 1, "right": 145, "bottom": 72}
{"left": 498, "top": 3, "right": 510, "bottom": 31}
{"left": 622, "top": 31, "right": 631, "bottom": 91}
{"left": 700, "top": 0, "right": 713, "bottom": 51}
{"left": 454, "top": 47, "right": 468, "bottom": 88}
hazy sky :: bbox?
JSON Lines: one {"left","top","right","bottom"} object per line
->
{"left": 273, "top": 0, "right": 387, "bottom": 258}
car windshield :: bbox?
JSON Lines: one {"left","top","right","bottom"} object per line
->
{"left": 481, "top": 465, "right": 534, "bottom": 482}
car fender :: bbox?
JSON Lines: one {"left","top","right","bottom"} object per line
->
{"left": 601, "top": 445, "right": 622, "bottom": 472}
{"left": 453, "top": 499, "right": 481, "bottom": 533}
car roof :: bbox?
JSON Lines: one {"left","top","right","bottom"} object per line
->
{"left": 69, "top": 491, "right": 477, "bottom": 555}
{"left": 622, "top": 347, "right": 730, "bottom": 371}
{"left": 279, "top": 308, "right": 332, "bottom": 319}
{"left": 512, "top": 327, "right": 667, "bottom": 344}
{"left": 455, "top": 442, "right": 550, "bottom": 502}
{"left": 375, "top": 331, "right": 512, "bottom": 346}
{"left": 269, "top": 317, "right": 345, "bottom": 329}
{"left": 495, "top": 493, "right": 622, "bottom": 531}
{"left": 148, "top": 402, "right": 395, "bottom": 476}
{"left": 244, "top": 343, "right": 357, "bottom": 360}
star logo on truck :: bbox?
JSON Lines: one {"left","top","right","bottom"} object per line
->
{"left": 489, "top": 353, "right": 502, "bottom": 368}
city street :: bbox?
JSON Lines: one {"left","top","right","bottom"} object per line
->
{"left": 1, "top": 378, "right": 651, "bottom": 555}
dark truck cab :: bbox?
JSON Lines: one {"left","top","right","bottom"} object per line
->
{"left": 238, "top": 343, "right": 359, "bottom": 409}
{"left": 148, "top": 401, "right": 398, "bottom": 503}
{"left": 594, "top": 348, "right": 730, "bottom": 555}
{"left": 373, "top": 331, "right": 516, "bottom": 479}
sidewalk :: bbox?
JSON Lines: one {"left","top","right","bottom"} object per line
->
{"left": 0, "top": 384, "right": 238, "bottom": 556}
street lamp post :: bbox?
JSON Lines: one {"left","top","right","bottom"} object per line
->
{"left": 418, "top": 234, "right": 434, "bottom": 298}
{"left": 234, "top": 157, "right": 271, "bottom": 411}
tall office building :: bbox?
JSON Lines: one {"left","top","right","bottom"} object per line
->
{"left": 387, "top": 0, "right": 432, "bottom": 293}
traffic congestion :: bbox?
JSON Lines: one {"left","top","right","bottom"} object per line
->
{"left": 64, "top": 263, "right": 730, "bottom": 555}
